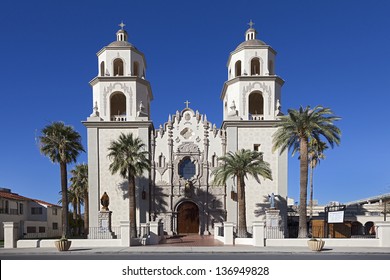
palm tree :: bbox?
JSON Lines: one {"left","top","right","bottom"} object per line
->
{"left": 107, "top": 133, "right": 150, "bottom": 238}
{"left": 69, "top": 163, "right": 88, "bottom": 235}
{"left": 212, "top": 149, "right": 272, "bottom": 238}
{"left": 39, "top": 122, "right": 84, "bottom": 239}
{"left": 308, "top": 138, "right": 328, "bottom": 221}
{"left": 273, "top": 105, "right": 341, "bottom": 238}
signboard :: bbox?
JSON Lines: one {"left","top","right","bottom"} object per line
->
{"left": 327, "top": 210, "right": 344, "bottom": 223}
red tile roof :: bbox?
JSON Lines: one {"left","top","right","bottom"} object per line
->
{"left": 0, "top": 190, "right": 60, "bottom": 207}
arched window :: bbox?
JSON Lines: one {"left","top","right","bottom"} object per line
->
{"left": 249, "top": 91, "right": 264, "bottom": 119}
{"left": 133, "top": 61, "right": 139, "bottom": 77}
{"left": 212, "top": 154, "right": 217, "bottom": 168}
{"left": 113, "top": 58, "right": 124, "bottom": 76}
{"left": 251, "top": 58, "right": 260, "bottom": 75}
{"left": 110, "top": 92, "right": 126, "bottom": 121}
{"left": 158, "top": 154, "right": 165, "bottom": 168}
{"left": 100, "top": 61, "right": 105, "bottom": 76}
{"left": 235, "top": 60, "right": 241, "bottom": 77}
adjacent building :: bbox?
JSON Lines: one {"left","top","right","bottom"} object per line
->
{"left": 0, "top": 188, "right": 62, "bottom": 240}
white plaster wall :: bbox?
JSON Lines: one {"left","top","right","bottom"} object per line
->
{"left": 98, "top": 49, "right": 145, "bottom": 77}
{"left": 224, "top": 80, "right": 278, "bottom": 121}
{"left": 99, "top": 128, "right": 139, "bottom": 227}
{"left": 229, "top": 48, "right": 270, "bottom": 77}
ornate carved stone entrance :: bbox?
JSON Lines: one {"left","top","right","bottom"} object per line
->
{"left": 177, "top": 201, "right": 199, "bottom": 234}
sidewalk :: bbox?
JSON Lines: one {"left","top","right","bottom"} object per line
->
{"left": 1, "top": 244, "right": 390, "bottom": 256}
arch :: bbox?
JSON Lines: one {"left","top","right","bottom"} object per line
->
{"left": 364, "top": 221, "right": 375, "bottom": 235}
{"left": 351, "top": 221, "right": 363, "bottom": 236}
{"left": 158, "top": 153, "right": 165, "bottom": 168}
{"left": 177, "top": 201, "right": 199, "bottom": 234}
{"left": 235, "top": 60, "right": 241, "bottom": 77}
{"left": 113, "top": 58, "right": 124, "bottom": 76}
{"left": 248, "top": 91, "right": 264, "bottom": 119}
{"left": 211, "top": 154, "right": 217, "bottom": 168}
{"left": 110, "top": 92, "right": 126, "bottom": 121}
{"left": 100, "top": 61, "right": 105, "bottom": 76}
{"left": 133, "top": 61, "right": 139, "bottom": 77}
{"left": 251, "top": 57, "right": 260, "bottom": 75}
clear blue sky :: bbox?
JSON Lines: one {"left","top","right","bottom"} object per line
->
{"left": 1, "top": 0, "right": 389, "bottom": 206}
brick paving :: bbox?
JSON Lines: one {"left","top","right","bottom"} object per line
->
{"left": 159, "top": 234, "right": 224, "bottom": 246}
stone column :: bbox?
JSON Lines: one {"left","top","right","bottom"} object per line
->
{"left": 223, "top": 222, "right": 234, "bottom": 245}
{"left": 120, "top": 221, "right": 131, "bottom": 247}
{"left": 252, "top": 221, "right": 265, "bottom": 247}
{"left": 3, "top": 222, "right": 18, "bottom": 248}
{"left": 376, "top": 221, "right": 390, "bottom": 247}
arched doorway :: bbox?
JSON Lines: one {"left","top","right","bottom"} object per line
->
{"left": 177, "top": 201, "right": 199, "bottom": 234}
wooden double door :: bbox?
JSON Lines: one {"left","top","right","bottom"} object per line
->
{"left": 177, "top": 201, "right": 199, "bottom": 234}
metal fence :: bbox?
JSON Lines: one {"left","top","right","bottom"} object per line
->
{"left": 88, "top": 227, "right": 120, "bottom": 239}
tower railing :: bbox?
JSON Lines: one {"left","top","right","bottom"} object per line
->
{"left": 111, "top": 115, "right": 127, "bottom": 121}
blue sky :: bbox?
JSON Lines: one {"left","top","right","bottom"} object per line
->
{"left": 1, "top": 0, "right": 389, "bottom": 206}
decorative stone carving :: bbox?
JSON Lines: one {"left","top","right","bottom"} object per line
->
{"left": 180, "top": 127, "right": 194, "bottom": 139}
{"left": 177, "top": 143, "right": 199, "bottom": 154}
{"left": 228, "top": 100, "right": 238, "bottom": 117}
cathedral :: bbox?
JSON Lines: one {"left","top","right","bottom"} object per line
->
{"left": 84, "top": 22, "right": 288, "bottom": 237}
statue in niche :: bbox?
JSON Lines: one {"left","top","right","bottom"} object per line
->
{"left": 101, "top": 192, "right": 110, "bottom": 211}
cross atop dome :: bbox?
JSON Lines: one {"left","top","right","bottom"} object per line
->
{"left": 245, "top": 20, "right": 257, "bottom": 41}
{"left": 184, "top": 100, "right": 191, "bottom": 108}
{"left": 119, "top": 21, "right": 126, "bottom": 30}
{"left": 116, "top": 21, "right": 128, "bottom": 42}
{"left": 248, "top": 19, "right": 255, "bottom": 29}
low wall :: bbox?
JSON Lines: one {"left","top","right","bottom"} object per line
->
{"left": 235, "top": 238, "right": 253, "bottom": 245}
{"left": 17, "top": 239, "right": 123, "bottom": 248}
{"left": 266, "top": 238, "right": 380, "bottom": 247}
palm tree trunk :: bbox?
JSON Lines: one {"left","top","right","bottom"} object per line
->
{"left": 237, "top": 176, "right": 248, "bottom": 238}
{"left": 128, "top": 170, "right": 137, "bottom": 238}
{"left": 77, "top": 197, "right": 82, "bottom": 236}
{"left": 84, "top": 191, "right": 89, "bottom": 236}
{"left": 72, "top": 202, "right": 77, "bottom": 221}
{"left": 309, "top": 164, "right": 314, "bottom": 221}
{"left": 60, "top": 162, "right": 69, "bottom": 239}
{"left": 298, "top": 137, "right": 309, "bottom": 238}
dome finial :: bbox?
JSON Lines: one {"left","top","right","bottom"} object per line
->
{"left": 116, "top": 21, "right": 128, "bottom": 42}
{"left": 248, "top": 19, "right": 255, "bottom": 29}
{"left": 245, "top": 20, "right": 257, "bottom": 41}
{"left": 119, "top": 21, "right": 126, "bottom": 30}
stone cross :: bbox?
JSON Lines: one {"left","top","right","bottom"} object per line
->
{"left": 119, "top": 21, "right": 126, "bottom": 30}
{"left": 184, "top": 100, "right": 190, "bottom": 108}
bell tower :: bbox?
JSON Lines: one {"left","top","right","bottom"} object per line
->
{"left": 221, "top": 20, "right": 284, "bottom": 121}
{"left": 221, "top": 21, "right": 288, "bottom": 230}
{"left": 89, "top": 21, "right": 152, "bottom": 121}
{"left": 84, "top": 23, "right": 153, "bottom": 237}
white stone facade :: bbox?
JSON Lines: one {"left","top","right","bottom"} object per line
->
{"left": 84, "top": 23, "right": 288, "bottom": 237}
